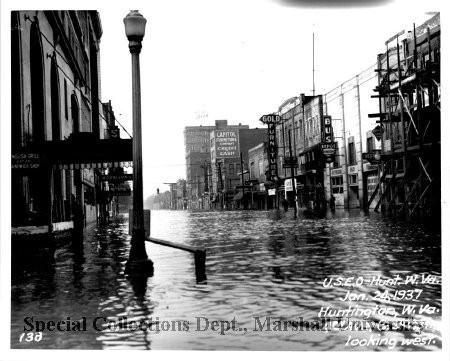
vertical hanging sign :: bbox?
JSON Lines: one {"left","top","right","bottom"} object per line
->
{"left": 260, "top": 114, "right": 280, "bottom": 182}
{"left": 321, "top": 115, "right": 336, "bottom": 163}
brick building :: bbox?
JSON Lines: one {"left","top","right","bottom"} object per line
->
{"left": 184, "top": 120, "right": 248, "bottom": 209}
{"left": 210, "top": 127, "right": 266, "bottom": 209}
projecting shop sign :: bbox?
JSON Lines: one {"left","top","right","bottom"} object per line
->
{"left": 214, "top": 130, "right": 240, "bottom": 158}
{"left": 321, "top": 115, "right": 336, "bottom": 163}
{"left": 259, "top": 114, "right": 280, "bottom": 182}
{"left": 264, "top": 115, "right": 280, "bottom": 182}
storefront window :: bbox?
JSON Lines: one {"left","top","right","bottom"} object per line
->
{"left": 331, "top": 176, "right": 343, "bottom": 194}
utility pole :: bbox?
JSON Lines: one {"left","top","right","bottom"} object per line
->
{"left": 240, "top": 152, "right": 246, "bottom": 210}
{"left": 217, "top": 160, "right": 224, "bottom": 209}
{"left": 313, "top": 28, "right": 315, "bottom": 97}
{"left": 203, "top": 161, "right": 209, "bottom": 193}
{"left": 288, "top": 130, "right": 298, "bottom": 219}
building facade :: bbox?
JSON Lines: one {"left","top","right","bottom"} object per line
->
{"left": 10, "top": 11, "right": 126, "bottom": 236}
{"left": 269, "top": 94, "right": 327, "bottom": 210}
{"left": 368, "top": 13, "right": 440, "bottom": 220}
{"left": 248, "top": 142, "right": 270, "bottom": 209}
{"left": 184, "top": 120, "right": 249, "bottom": 209}
{"left": 210, "top": 127, "right": 266, "bottom": 209}
{"left": 184, "top": 124, "right": 215, "bottom": 209}
{"left": 268, "top": 13, "right": 440, "bottom": 215}
{"left": 323, "top": 65, "right": 381, "bottom": 209}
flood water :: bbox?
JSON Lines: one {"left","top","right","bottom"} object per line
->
{"left": 11, "top": 209, "right": 441, "bottom": 350}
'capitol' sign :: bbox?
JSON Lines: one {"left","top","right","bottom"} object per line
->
{"left": 213, "top": 130, "right": 240, "bottom": 158}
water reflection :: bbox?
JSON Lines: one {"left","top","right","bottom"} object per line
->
{"left": 11, "top": 210, "right": 441, "bottom": 350}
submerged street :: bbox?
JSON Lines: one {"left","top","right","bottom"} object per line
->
{"left": 11, "top": 210, "right": 441, "bottom": 351}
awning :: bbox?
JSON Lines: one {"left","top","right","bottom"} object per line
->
{"left": 14, "top": 133, "right": 133, "bottom": 170}
{"left": 52, "top": 161, "right": 132, "bottom": 170}
{"left": 233, "top": 192, "right": 244, "bottom": 201}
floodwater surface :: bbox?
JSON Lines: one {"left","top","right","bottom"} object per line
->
{"left": 11, "top": 209, "right": 441, "bottom": 350}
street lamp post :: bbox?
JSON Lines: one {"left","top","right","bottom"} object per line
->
{"left": 124, "top": 10, "right": 153, "bottom": 276}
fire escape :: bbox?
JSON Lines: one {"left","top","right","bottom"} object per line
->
{"left": 368, "top": 14, "right": 440, "bottom": 219}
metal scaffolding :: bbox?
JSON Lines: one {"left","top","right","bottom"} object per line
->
{"left": 368, "top": 13, "right": 440, "bottom": 220}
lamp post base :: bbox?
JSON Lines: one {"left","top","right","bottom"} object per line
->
{"left": 125, "top": 258, "right": 154, "bottom": 276}
{"left": 125, "top": 228, "right": 153, "bottom": 276}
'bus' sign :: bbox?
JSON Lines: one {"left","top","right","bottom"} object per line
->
{"left": 321, "top": 115, "right": 336, "bottom": 163}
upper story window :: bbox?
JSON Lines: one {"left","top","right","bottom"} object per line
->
{"left": 229, "top": 163, "right": 235, "bottom": 175}
{"left": 348, "top": 141, "right": 356, "bottom": 165}
{"left": 367, "top": 136, "right": 375, "bottom": 153}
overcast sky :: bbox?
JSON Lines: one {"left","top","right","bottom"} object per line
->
{"left": 1, "top": 0, "right": 443, "bottom": 198}
{"left": 97, "top": 0, "right": 441, "bottom": 198}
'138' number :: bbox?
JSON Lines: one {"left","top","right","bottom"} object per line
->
{"left": 19, "top": 332, "right": 42, "bottom": 342}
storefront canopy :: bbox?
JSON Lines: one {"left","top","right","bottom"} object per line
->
{"left": 12, "top": 134, "right": 133, "bottom": 170}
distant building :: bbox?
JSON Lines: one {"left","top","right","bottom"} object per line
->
{"left": 184, "top": 124, "right": 214, "bottom": 210}
{"left": 184, "top": 120, "right": 248, "bottom": 209}
{"left": 210, "top": 127, "right": 266, "bottom": 209}
{"left": 176, "top": 179, "right": 188, "bottom": 210}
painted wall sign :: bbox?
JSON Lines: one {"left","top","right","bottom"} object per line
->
{"left": 213, "top": 129, "right": 240, "bottom": 158}
{"left": 12, "top": 153, "right": 40, "bottom": 169}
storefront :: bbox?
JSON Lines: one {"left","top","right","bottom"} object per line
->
{"left": 363, "top": 162, "right": 379, "bottom": 209}
{"left": 12, "top": 136, "right": 133, "bottom": 234}
{"left": 347, "top": 165, "right": 360, "bottom": 208}
{"left": 330, "top": 167, "right": 344, "bottom": 207}
{"left": 298, "top": 145, "right": 325, "bottom": 209}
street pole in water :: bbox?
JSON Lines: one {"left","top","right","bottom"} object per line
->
{"left": 240, "top": 152, "right": 246, "bottom": 210}
{"left": 124, "top": 10, "right": 153, "bottom": 276}
{"left": 288, "top": 130, "right": 297, "bottom": 219}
